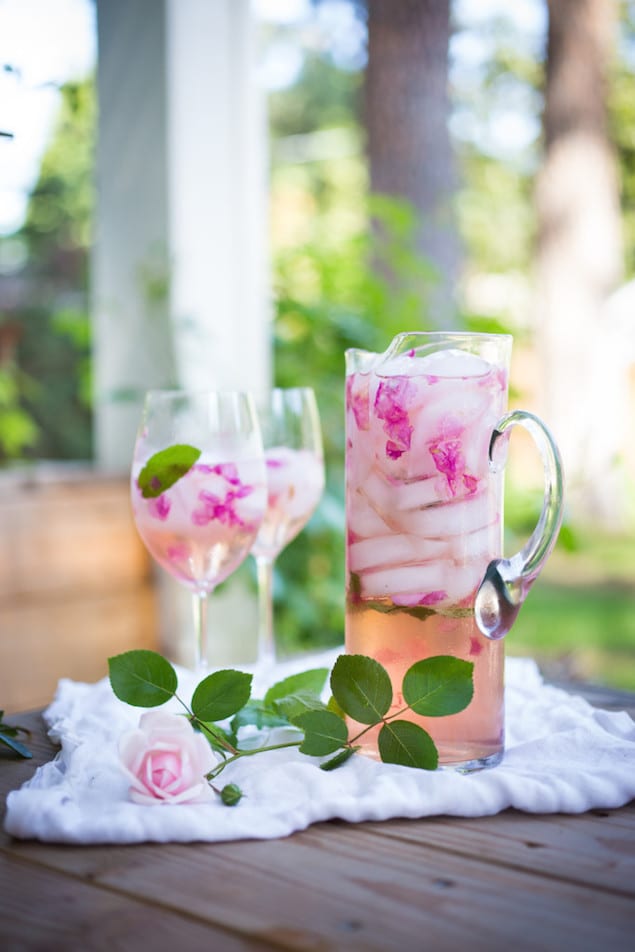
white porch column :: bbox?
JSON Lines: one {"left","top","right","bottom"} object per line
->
{"left": 93, "top": 0, "right": 270, "bottom": 665}
{"left": 93, "top": 0, "right": 271, "bottom": 472}
{"left": 166, "top": 0, "right": 271, "bottom": 392}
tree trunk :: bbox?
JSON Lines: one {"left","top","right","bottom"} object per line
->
{"left": 365, "top": 0, "right": 460, "bottom": 326}
{"left": 535, "top": 0, "right": 624, "bottom": 524}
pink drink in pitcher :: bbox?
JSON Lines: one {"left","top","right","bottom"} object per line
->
{"left": 345, "top": 333, "right": 563, "bottom": 770}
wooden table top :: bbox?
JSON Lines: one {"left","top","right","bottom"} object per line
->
{"left": 1, "top": 694, "right": 634, "bottom": 952}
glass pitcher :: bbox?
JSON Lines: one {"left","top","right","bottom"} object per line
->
{"left": 345, "top": 332, "right": 564, "bottom": 770}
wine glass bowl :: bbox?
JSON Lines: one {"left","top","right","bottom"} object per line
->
{"left": 251, "top": 387, "right": 325, "bottom": 666}
{"left": 131, "top": 390, "right": 266, "bottom": 670}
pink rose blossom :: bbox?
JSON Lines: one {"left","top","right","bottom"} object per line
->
{"left": 118, "top": 711, "right": 217, "bottom": 805}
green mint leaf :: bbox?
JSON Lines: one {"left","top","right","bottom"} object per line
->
{"left": 272, "top": 690, "right": 327, "bottom": 722}
{"left": 137, "top": 443, "right": 201, "bottom": 498}
{"left": 378, "top": 720, "right": 438, "bottom": 769}
{"left": 230, "top": 700, "right": 289, "bottom": 735}
{"left": 220, "top": 783, "right": 243, "bottom": 806}
{"left": 347, "top": 597, "right": 472, "bottom": 622}
{"left": 0, "top": 731, "right": 33, "bottom": 759}
{"left": 330, "top": 654, "right": 392, "bottom": 725}
{"left": 348, "top": 571, "right": 362, "bottom": 601}
{"left": 293, "top": 710, "right": 349, "bottom": 756}
{"left": 108, "top": 650, "right": 178, "bottom": 707}
{"left": 320, "top": 746, "right": 357, "bottom": 772}
{"left": 191, "top": 669, "right": 252, "bottom": 722}
{"left": 264, "top": 668, "right": 329, "bottom": 706}
{"left": 402, "top": 656, "right": 474, "bottom": 717}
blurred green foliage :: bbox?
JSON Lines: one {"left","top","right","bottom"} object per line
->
{"left": 0, "top": 79, "right": 94, "bottom": 462}
{"left": 0, "top": 364, "right": 39, "bottom": 457}
{"left": 609, "top": 0, "right": 635, "bottom": 275}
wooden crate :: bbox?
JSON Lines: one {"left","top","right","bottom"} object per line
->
{"left": 0, "top": 465, "right": 158, "bottom": 713}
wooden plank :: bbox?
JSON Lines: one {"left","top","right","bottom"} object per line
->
{"left": 3, "top": 820, "right": 633, "bottom": 952}
{"left": 363, "top": 808, "right": 635, "bottom": 896}
{"left": 0, "top": 587, "right": 158, "bottom": 712}
{"left": 0, "top": 852, "right": 275, "bottom": 951}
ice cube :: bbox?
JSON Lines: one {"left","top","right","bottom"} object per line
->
{"left": 360, "top": 561, "right": 451, "bottom": 599}
{"left": 416, "top": 349, "right": 492, "bottom": 378}
{"left": 347, "top": 493, "right": 393, "bottom": 538}
{"left": 379, "top": 348, "right": 491, "bottom": 380}
{"left": 455, "top": 521, "right": 500, "bottom": 562}
{"left": 439, "top": 561, "right": 485, "bottom": 604}
{"left": 390, "top": 494, "right": 491, "bottom": 538}
{"left": 348, "top": 533, "right": 449, "bottom": 573}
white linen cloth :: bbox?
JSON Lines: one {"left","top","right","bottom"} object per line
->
{"left": 4, "top": 653, "right": 635, "bottom": 844}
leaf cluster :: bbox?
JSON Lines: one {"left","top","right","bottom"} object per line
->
{"left": 108, "top": 649, "right": 474, "bottom": 799}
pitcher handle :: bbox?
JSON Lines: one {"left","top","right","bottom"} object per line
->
{"left": 475, "top": 410, "right": 564, "bottom": 640}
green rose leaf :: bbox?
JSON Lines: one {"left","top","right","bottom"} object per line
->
{"left": 230, "top": 700, "right": 289, "bottom": 735}
{"left": 108, "top": 650, "right": 178, "bottom": 707}
{"left": 273, "top": 690, "right": 327, "bottom": 722}
{"left": 191, "top": 669, "right": 253, "bottom": 722}
{"left": 137, "top": 443, "right": 201, "bottom": 498}
{"left": 378, "top": 720, "right": 438, "bottom": 770}
{"left": 326, "top": 694, "right": 346, "bottom": 719}
{"left": 0, "top": 731, "right": 32, "bottom": 759}
{"left": 294, "top": 710, "right": 349, "bottom": 756}
{"left": 330, "top": 654, "right": 392, "bottom": 725}
{"left": 402, "top": 656, "right": 474, "bottom": 717}
{"left": 264, "top": 668, "right": 329, "bottom": 706}
{"left": 319, "top": 746, "right": 357, "bottom": 772}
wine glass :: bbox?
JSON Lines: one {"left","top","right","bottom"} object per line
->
{"left": 251, "top": 387, "right": 325, "bottom": 667}
{"left": 130, "top": 390, "right": 267, "bottom": 671}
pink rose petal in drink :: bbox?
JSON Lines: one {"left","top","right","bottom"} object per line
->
{"left": 149, "top": 494, "right": 171, "bottom": 521}
{"left": 346, "top": 374, "right": 370, "bottom": 430}
{"left": 429, "top": 438, "right": 464, "bottom": 496}
{"left": 166, "top": 541, "right": 189, "bottom": 560}
{"left": 374, "top": 377, "right": 415, "bottom": 460}
{"left": 392, "top": 590, "right": 447, "bottom": 608}
{"left": 419, "top": 590, "right": 448, "bottom": 606}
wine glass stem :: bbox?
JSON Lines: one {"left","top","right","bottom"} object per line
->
{"left": 256, "top": 556, "right": 276, "bottom": 667}
{"left": 192, "top": 591, "right": 209, "bottom": 671}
